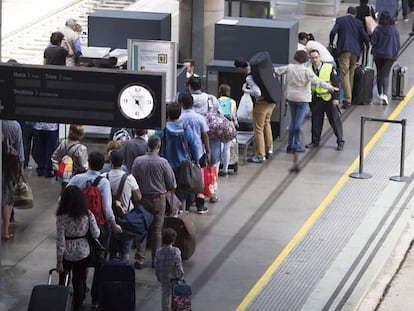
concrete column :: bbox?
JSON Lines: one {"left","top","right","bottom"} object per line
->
{"left": 178, "top": 0, "right": 225, "bottom": 75}
{"left": 192, "top": 0, "right": 204, "bottom": 75}
{"left": 204, "top": 0, "right": 225, "bottom": 71}
{"left": 0, "top": 0, "right": 3, "bottom": 267}
{"left": 178, "top": 0, "right": 192, "bottom": 61}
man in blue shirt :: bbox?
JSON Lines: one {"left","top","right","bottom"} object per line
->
{"left": 179, "top": 94, "right": 211, "bottom": 213}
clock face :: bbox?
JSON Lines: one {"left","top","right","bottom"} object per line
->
{"left": 118, "top": 84, "right": 155, "bottom": 120}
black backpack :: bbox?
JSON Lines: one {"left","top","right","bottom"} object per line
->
{"left": 249, "top": 51, "right": 282, "bottom": 104}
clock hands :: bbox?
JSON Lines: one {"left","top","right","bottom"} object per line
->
{"left": 120, "top": 85, "right": 153, "bottom": 120}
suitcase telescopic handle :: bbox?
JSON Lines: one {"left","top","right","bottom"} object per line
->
{"left": 48, "top": 268, "right": 69, "bottom": 286}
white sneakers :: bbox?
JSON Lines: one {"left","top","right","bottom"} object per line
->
{"left": 380, "top": 94, "right": 389, "bottom": 105}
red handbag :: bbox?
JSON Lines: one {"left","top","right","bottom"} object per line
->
{"left": 200, "top": 166, "right": 218, "bottom": 198}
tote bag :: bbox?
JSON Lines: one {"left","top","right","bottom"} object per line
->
{"left": 13, "top": 175, "right": 34, "bottom": 209}
{"left": 237, "top": 93, "right": 254, "bottom": 122}
{"left": 87, "top": 230, "right": 105, "bottom": 267}
{"left": 201, "top": 166, "right": 218, "bottom": 198}
{"left": 177, "top": 160, "right": 204, "bottom": 194}
{"left": 365, "top": 16, "right": 377, "bottom": 35}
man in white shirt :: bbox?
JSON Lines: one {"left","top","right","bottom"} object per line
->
{"left": 104, "top": 149, "right": 141, "bottom": 260}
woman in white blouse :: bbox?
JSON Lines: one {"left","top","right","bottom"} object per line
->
{"left": 56, "top": 185, "right": 100, "bottom": 311}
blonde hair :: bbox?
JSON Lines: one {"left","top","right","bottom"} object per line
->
{"left": 68, "top": 124, "right": 85, "bottom": 140}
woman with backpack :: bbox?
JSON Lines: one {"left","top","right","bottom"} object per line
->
{"left": 52, "top": 124, "right": 88, "bottom": 188}
{"left": 217, "top": 84, "right": 239, "bottom": 177}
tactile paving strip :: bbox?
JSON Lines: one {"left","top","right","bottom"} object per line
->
{"left": 247, "top": 101, "right": 414, "bottom": 311}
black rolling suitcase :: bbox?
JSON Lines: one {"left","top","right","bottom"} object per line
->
{"left": 163, "top": 213, "right": 196, "bottom": 261}
{"left": 392, "top": 65, "right": 407, "bottom": 98}
{"left": 99, "top": 259, "right": 135, "bottom": 311}
{"left": 27, "top": 269, "right": 72, "bottom": 311}
{"left": 249, "top": 51, "right": 282, "bottom": 104}
{"left": 352, "top": 65, "right": 374, "bottom": 105}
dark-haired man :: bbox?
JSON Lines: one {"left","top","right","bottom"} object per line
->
{"left": 187, "top": 75, "right": 222, "bottom": 205}
{"left": 329, "top": 6, "right": 369, "bottom": 109}
{"left": 183, "top": 58, "right": 195, "bottom": 78}
{"left": 234, "top": 56, "right": 276, "bottom": 163}
{"left": 132, "top": 135, "right": 176, "bottom": 269}
{"left": 121, "top": 128, "right": 148, "bottom": 173}
{"left": 179, "top": 93, "right": 211, "bottom": 213}
{"left": 105, "top": 149, "right": 141, "bottom": 260}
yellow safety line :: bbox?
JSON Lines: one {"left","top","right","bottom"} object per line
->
{"left": 236, "top": 86, "right": 414, "bottom": 311}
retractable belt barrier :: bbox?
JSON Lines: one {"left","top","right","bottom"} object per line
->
{"left": 350, "top": 116, "right": 412, "bottom": 182}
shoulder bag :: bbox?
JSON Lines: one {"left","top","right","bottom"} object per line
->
{"left": 365, "top": 15, "right": 377, "bottom": 35}
{"left": 13, "top": 174, "right": 34, "bottom": 209}
{"left": 87, "top": 221, "right": 105, "bottom": 267}
{"left": 203, "top": 96, "right": 237, "bottom": 143}
{"left": 165, "top": 191, "right": 181, "bottom": 216}
{"left": 176, "top": 126, "right": 204, "bottom": 194}
{"left": 108, "top": 173, "right": 129, "bottom": 218}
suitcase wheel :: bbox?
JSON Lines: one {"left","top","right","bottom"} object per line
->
{"left": 233, "top": 162, "right": 238, "bottom": 172}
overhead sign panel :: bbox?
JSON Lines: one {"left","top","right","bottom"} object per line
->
{"left": 128, "top": 39, "right": 176, "bottom": 103}
{"left": 0, "top": 63, "right": 165, "bottom": 129}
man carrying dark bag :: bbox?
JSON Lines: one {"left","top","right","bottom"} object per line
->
{"left": 306, "top": 49, "right": 345, "bottom": 151}
{"left": 131, "top": 135, "right": 177, "bottom": 269}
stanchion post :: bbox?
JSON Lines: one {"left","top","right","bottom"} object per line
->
{"left": 350, "top": 116, "right": 372, "bottom": 179}
{"left": 390, "top": 119, "right": 412, "bottom": 182}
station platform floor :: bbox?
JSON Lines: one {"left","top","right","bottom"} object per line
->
{"left": 2, "top": 0, "right": 414, "bottom": 311}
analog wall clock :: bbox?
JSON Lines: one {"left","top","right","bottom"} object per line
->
{"left": 118, "top": 83, "right": 155, "bottom": 120}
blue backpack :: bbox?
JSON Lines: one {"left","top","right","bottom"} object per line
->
{"left": 218, "top": 97, "right": 233, "bottom": 121}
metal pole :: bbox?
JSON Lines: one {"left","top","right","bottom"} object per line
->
{"left": 350, "top": 116, "right": 372, "bottom": 179}
{"left": 239, "top": 0, "right": 243, "bottom": 17}
{"left": 192, "top": 0, "right": 204, "bottom": 75}
{"left": 0, "top": 0, "right": 3, "bottom": 268}
{"left": 390, "top": 119, "right": 412, "bottom": 182}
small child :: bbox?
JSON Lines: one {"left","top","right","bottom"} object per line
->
{"left": 155, "top": 228, "right": 184, "bottom": 311}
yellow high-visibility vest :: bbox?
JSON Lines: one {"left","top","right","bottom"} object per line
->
{"left": 310, "top": 63, "right": 333, "bottom": 101}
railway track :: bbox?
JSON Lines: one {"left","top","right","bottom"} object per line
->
{"left": 1, "top": 0, "right": 137, "bottom": 64}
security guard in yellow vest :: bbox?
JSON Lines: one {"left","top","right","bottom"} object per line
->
{"left": 306, "top": 49, "right": 345, "bottom": 151}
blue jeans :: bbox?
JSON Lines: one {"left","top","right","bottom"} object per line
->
{"left": 32, "top": 129, "right": 58, "bottom": 175}
{"left": 18, "top": 121, "right": 34, "bottom": 167}
{"left": 287, "top": 101, "right": 308, "bottom": 150}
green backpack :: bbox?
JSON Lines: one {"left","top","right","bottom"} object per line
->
{"left": 218, "top": 97, "right": 233, "bottom": 121}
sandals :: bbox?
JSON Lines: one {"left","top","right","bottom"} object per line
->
{"left": 2, "top": 233, "right": 14, "bottom": 240}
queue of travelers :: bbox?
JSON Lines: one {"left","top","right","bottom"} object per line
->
{"left": 1, "top": 6, "right": 406, "bottom": 309}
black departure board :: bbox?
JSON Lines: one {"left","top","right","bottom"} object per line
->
{"left": 0, "top": 63, "right": 166, "bottom": 129}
